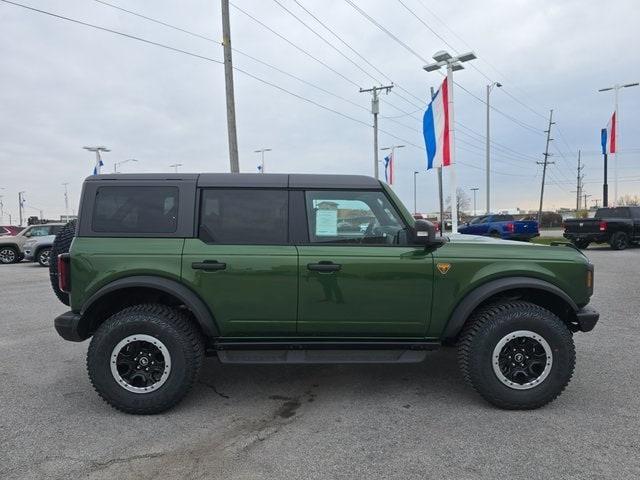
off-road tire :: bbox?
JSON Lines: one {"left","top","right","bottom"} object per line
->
{"left": 0, "top": 246, "right": 20, "bottom": 264}
{"left": 37, "top": 247, "right": 52, "bottom": 267}
{"left": 49, "top": 220, "right": 76, "bottom": 305}
{"left": 572, "top": 239, "right": 590, "bottom": 250}
{"left": 458, "top": 301, "right": 575, "bottom": 410}
{"left": 87, "top": 304, "right": 204, "bottom": 415}
{"left": 609, "top": 231, "right": 629, "bottom": 250}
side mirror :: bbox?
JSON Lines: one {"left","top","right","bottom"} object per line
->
{"left": 412, "top": 220, "right": 444, "bottom": 246}
{"left": 24, "top": 230, "right": 31, "bottom": 238}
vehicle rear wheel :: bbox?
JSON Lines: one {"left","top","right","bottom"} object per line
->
{"left": 489, "top": 231, "right": 501, "bottom": 239}
{"left": 609, "top": 232, "right": 629, "bottom": 250}
{"left": 458, "top": 301, "right": 575, "bottom": 409}
{"left": 37, "top": 247, "right": 52, "bottom": 267}
{"left": 572, "top": 239, "right": 590, "bottom": 250}
{"left": 87, "top": 304, "right": 204, "bottom": 414}
{"left": 0, "top": 246, "right": 19, "bottom": 264}
{"left": 49, "top": 220, "right": 76, "bottom": 305}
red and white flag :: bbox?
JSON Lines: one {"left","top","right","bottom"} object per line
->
{"left": 605, "top": 112, "right": 616, "bottom": 153}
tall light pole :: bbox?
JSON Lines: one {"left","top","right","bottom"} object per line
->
{"left": 62, "top": 183, "right": 69, "bottom": 219}
{"left": 169, "top": 163, "right": 183, "bottom": 173}
{"left": 254, "top": 148, "right": 272, "bottom": 173}
{"left": 485, "top": 82, "right": 502, "bottom": 214}
{"left": 18, "top": 191, "right": 25, "bottom": 227}
{"left": 0, "top": 187, "right": 4, "bottom": 224}
{"left": 598, "top": 82, "right": 638, "bottom": 205}
{"left": 413, "top": 171, "right": 419, "bottom": 215}
{"left": 470, "top": 187, "right": 479, "bottom": 216}
{"left": 360, "top": 85, "right": 394, "bottom": 179}
{"left": 423, "top": 50, "right": 477, "bottom": 233}
{"left": 83, "top": 146, "right": 110, "bottom": 175}
{"left": 221, "top": 0, "right": 240, "bottom": 173}
{"left": 114, "top": 158, "right": 138, "bottom": 173}
{"left": 380, "top": 145, "right": 404, "bottom": 184}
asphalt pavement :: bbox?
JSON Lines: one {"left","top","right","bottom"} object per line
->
{"left": 1, "top": 245, "right": 639, "bottom": 480}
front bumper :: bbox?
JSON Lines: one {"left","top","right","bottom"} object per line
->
{"left": 575, "top": 305, "right": 599, "bottom": 332}
{"left": 54, "top": 311, "right": 86, "bottom": 342}
{"left": 23, "top": 249, "right": 35, "bottom": 261}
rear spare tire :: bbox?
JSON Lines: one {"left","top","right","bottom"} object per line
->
{"left": 49, "top": 220, "right": 76, "bottom": 305}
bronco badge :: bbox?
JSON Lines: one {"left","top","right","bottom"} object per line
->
{"left": 437, "top": 262, "right": 451, "bottom": 275}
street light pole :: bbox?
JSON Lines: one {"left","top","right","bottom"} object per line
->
{"left": 423, "top": 50, "right": 477, "bottom": 233}
{"left": 62, "top": 183, "right": 69, "bottom": 219}
{"left": 83, "top": 146, "right": 110, "bottom": 175}
{"left": 169, "top": 163, "right": 183, "bottom": 173}
{"left": 114, "top": 158, "right": 138, "bottom": 173}
{"left": 254, "top": 148, "right": 272, "bottom": 173}
{"left": 485, "top": 82, "right": 501, "bottom": 214}
{"left": 18, "top": 191, "right": 25, "bottom": 227}
{"left": 470, "top": 187, "right": 479, "bottom": 216}
{"left": 413, "top": 171, "right": 419, "bottom": 215}
{"left": 598, "top": 82, "right": 638, "bottom": 205}
{"left": 380, "top": 145, "right": 405, "bottom": 184}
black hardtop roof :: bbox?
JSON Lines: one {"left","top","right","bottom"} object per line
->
{"left": 86, "top": 173, "right": 381, "bottom": 189}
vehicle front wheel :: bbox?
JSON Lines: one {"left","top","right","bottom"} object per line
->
{"left": 87, "top": 304, "right": 205, "bottom": 414}
{"left": 458, "top": 301, "right": 575, "bottom": 409}
{"left": 37, "top": 247, "right": 52, "bottom": 267}
{"left": 609, "top": 232, "right": 629, "bottom": 250}
{"left": 0, "top": 246, "right": 19, "bottom": 264}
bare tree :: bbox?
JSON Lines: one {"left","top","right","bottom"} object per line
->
{"left": 618, "top": 194, "right": 640, "bottom": 206}
{"left": 446, "top": 187, "right": 471, "bottom": 215}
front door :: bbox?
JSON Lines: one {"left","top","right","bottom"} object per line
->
{"left": 182, "top": 188, "right": 298, "bottom": 337}
{"left": 297, "top": 190, "right": 434, "bottom": 337}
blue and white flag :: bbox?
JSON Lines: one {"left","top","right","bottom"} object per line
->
{"left": 423, "top": 78, "right": 450, "bottom": 170}
{"left": 383, "top": 153, "right": 394, "bottom": 184}
{"left": 93, "top": 158, "right": 104, "bottom": 175}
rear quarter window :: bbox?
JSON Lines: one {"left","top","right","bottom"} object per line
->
{"left": 92, "top": 186, "right": 179, "bottom": 234}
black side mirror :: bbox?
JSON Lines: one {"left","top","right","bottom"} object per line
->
{"left": 412, "top": 219, "right": 445, "bottom": 246}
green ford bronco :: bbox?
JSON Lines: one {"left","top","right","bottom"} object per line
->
{"left": 52, "top": 173, "right": 598, "bottom": 414}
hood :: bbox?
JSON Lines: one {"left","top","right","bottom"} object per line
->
{"left": 447, "top": 234, "right": 542, "bottom": 247}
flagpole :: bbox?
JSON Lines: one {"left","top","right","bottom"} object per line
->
{"left": 446, "top": 63, "right": 458, "bottom": 234}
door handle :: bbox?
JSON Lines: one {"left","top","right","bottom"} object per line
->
{"left": 192, "top": 260, "right": 227, "bottom": 271}
{"left": 307, "top": 261, "right": 341, "bottom": 272}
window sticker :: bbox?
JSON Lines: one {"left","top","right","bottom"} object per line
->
{"left": 315, "top": 209, "right": 338, "bottom": 236}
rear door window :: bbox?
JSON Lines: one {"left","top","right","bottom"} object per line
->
{"left": 199, "top": 189, "right": 288, "bottom": 244}
{"left": 92, "top": 186, "right": 179, "bottom": 233}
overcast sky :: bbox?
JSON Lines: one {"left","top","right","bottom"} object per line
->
{"left": 1, "top": 0, "right": 639, "bottom": 222}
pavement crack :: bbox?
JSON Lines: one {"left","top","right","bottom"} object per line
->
{"left": 198, "top": 379, "right": 230, "bottom": 399}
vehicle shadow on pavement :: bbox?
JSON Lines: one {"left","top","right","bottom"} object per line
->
{"left": 192, "top": 347, "right": 484, "bottom": 410}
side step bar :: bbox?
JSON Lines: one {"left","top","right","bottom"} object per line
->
{"left": 211, "top": 340, "right": 440, "bottom": 365}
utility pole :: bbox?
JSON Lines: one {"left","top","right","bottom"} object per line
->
{"left": 598, "top": 82, "right": 638, "bottom": 205}
{"left": 576, "top": 150, "right": 584, "bottom": 212}
{"left": 18, "top": 191, "right": 25, "bottom": 227}
{"left": 537, "top": 109, "right": 555, "bottom": 223}
{"left": 470, "top": 187, "right": 479, "bottom": 216}
{"left": 221, "top": 0, "right": 239, "bottom": 173}
{"left": 360, "top": 84, "right": 394, "bottom": 179}
{"left": 485, "top": 82, "right": 501, "bottom": 214}
{"left": 583, "top": 193, "right": 592, "bottom": 211}
{"left": 62, "top": 183, "right": 69, "bottom": 219}
{"left": 0, "top": 195, "right": 4, "bottom": 224}
{"left": 254, "top": 148, "right": 272, "bottom": 173}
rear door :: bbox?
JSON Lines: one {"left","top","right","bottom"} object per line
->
{"left": 296, "top": 189, "right": 434, "bottom": 337}
{"left": 181, "top": 188, "right": 298, "bottom": 337}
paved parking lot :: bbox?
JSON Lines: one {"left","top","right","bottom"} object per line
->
{"left": 1, "top": 246, "right": 639, "bottom": 480}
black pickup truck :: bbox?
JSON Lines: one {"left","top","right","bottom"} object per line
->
{"left": 563, "top": 206, "right": 640, "bottom": 250}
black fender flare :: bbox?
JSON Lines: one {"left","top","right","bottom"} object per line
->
{"left": 81, "top": 275, "right": 220, "bottom": 338}
{"left": 442, "top": 276, "right": 579, "bottom": 340}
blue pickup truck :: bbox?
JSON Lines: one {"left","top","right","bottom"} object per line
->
{"left": 458, "top": 214, "right": 539, "bottom": 241}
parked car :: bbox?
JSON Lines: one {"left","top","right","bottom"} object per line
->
{"left": 0, "top": 225, "right": 23, "bottom": 236}
{"left": 51, "top": 173, "right": 599, "bottom": 415}
{"left": 458, "top": 214, "right": 539, "bottom": 241}
{"left": 563, "top": 206, "right": 640, "bottom": 250}
{"left": 0, "top": 223, "right": 65, "bottom": 264}
{"left": 23, "top": 234, "right": 56, "bottom": 267}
